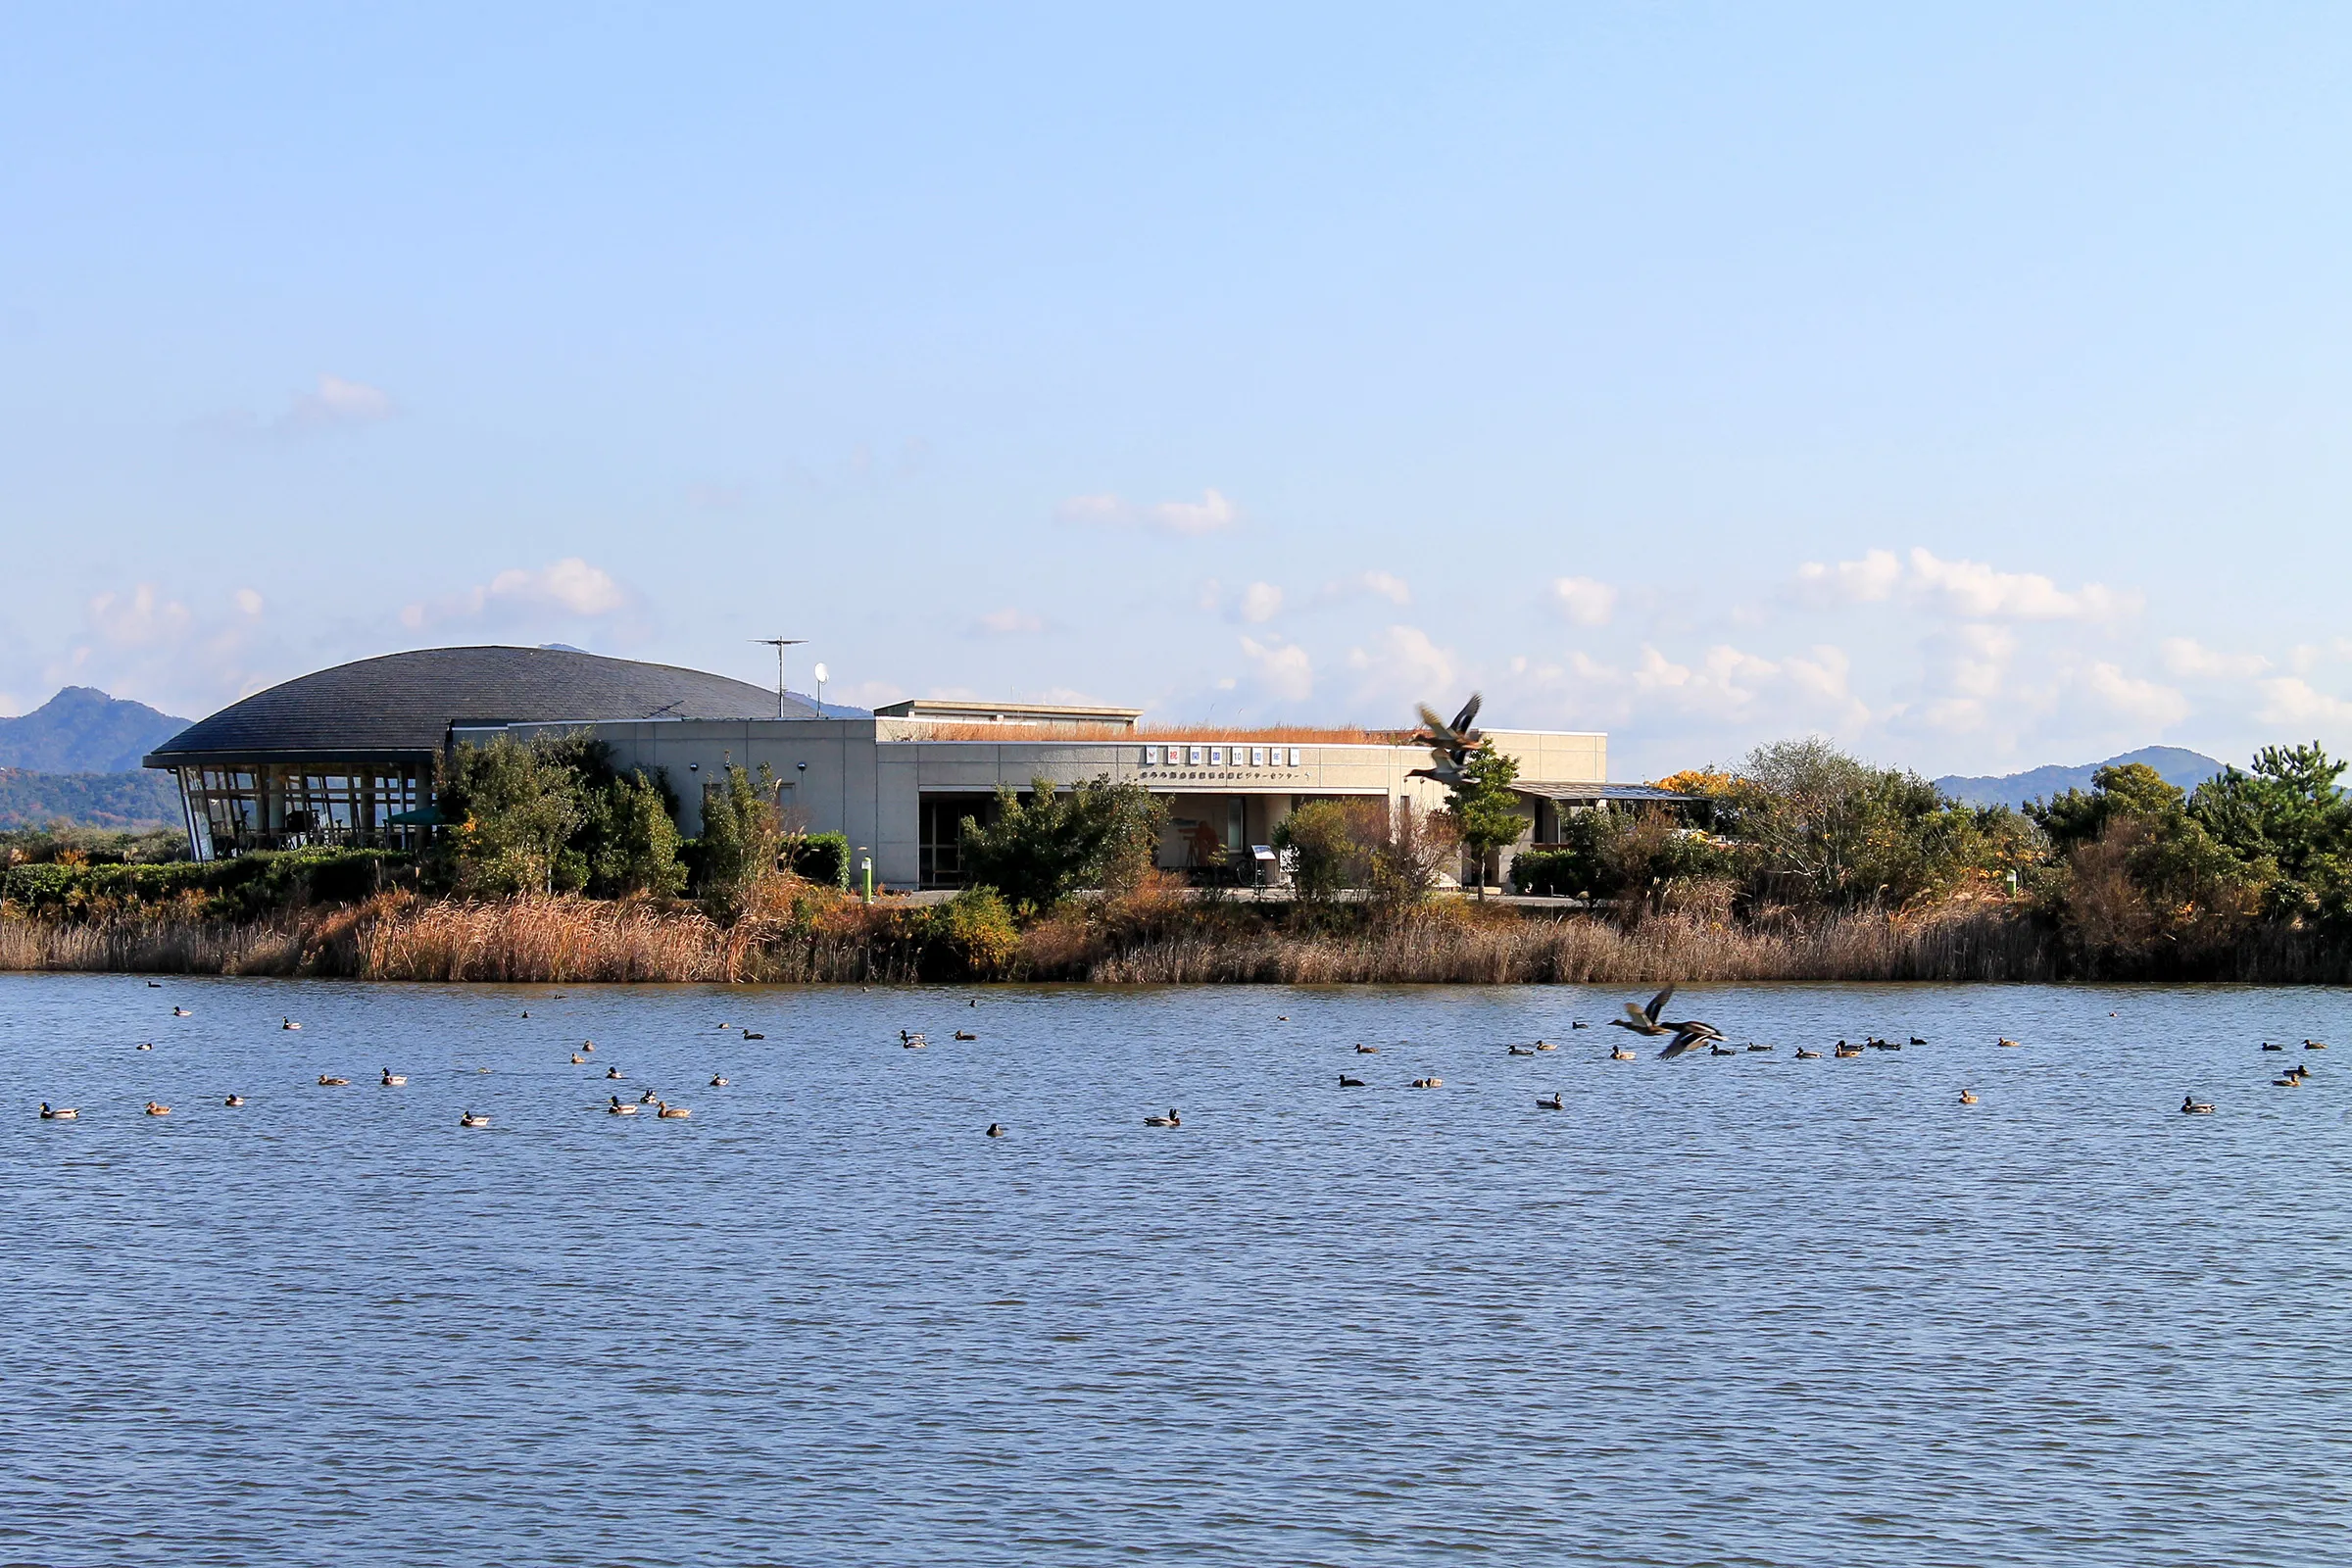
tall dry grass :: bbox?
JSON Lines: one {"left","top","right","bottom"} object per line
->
{"left": 7, "top": 888, "right": 2342, "bottom": 984}
{"left": 1080, "top": 902, "right": 2057, "bottom": 985}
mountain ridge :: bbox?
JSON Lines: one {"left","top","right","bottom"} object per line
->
{"left": 1935, "top": 746, "right": 2228, "bottom": 809}
{"left": 0, "top": 687, "right": 190, "bottom": 773}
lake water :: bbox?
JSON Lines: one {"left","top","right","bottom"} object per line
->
{"left": 5, "top": 974, "right": 2349, "bottom": 1566}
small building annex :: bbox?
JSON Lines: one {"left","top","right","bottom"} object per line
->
{"left": 146, "top": 645, "right": 1643, "bottom": 888}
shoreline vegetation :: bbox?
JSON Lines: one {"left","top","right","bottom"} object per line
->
{"left": 4, "top": 732, "right": 2349, "bottom": 986}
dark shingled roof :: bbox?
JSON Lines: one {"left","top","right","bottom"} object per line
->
{"left": 1510, "top": 781, "right": 1698, "bottom": 805}
{"left": 144, "top": 646, "right": 825, "bottom": 766}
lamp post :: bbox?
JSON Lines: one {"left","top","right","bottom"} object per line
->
{"left": 858, "top": 847, "right": 872, "bottom": 903}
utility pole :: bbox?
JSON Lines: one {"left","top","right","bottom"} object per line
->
{"left": 751, "top": 637, "right": 806, "bottom": 718}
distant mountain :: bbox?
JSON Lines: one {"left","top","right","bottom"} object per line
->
{"left": 1935, "top": 746, "right": 2229, "bottom": 809}
{"left": 0, "top": 767, "right": 183, "bottom": 829}
{"left": 0, "top": 687, "right": 191, "bottom": 773}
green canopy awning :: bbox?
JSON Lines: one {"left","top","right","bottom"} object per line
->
{"left": 386, "top": 806, "right": 447, "bottom": 826}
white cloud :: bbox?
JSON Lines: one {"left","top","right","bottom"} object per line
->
{"left": 87, "top": 584, "right": 193, "bottom": 647}
{"left": 289, "top": 373, "right": 394, "bottom": 427}
{"left": 1790, "top": 548, "right": 1902, "bottom": 608}
{"left": 1317, "top": 569, "right": 1412, "bottom": 607}
{"left": 1237, "top": 582, "right": 1283, "bottom": 624}
{"left": 973, "top": 607, "right": 1046, "bottom": 636}
{"left": 232, "top": 587, "right": 265, "bottom": 616}
{"left": 2257, "top": 676, "right": 2352, "bottom": 727}
{"left": 2082, "top": 662, "right": 2189, "bottom": 727}
{"left": 1549, "top": 575, "right": 1617, "bottom": 627}
{"left": 402, "top": 558, "right": 629, "bottom": 628}
{"left": 1789, "top": 547, "right": 2134, "bottom": 623}
{"left": 1239, "top": 635, "right": 1313, "bottom": 703}
{"left": 1905, "top": 548, "right": 2136, "bottom": 622}
{"left": 2161, "top": 637, "right": 2269, "bottom": 680}
{"left": 1056, "top": 488, "right": 1241, "bottom": 536}
{"left": 1150, "top": 489, "right": 1238, "bottom": 535}
{"left": 488, "top": 559, "right": 625, "bottom": 616}
{"left": 1346, "top": 624, "right": 1458, "bottom": 706}
{"left": 1055, "top": 493, "right": 1128, "bottom": 525}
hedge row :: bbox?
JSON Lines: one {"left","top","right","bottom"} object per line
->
{"left": 0, "top": 848, "right": 411, "bottom": 918}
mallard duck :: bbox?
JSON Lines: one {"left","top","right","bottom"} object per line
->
{"left": 2181, "top": 1095, "right": 2215, "bottom": 1114}
{"left": 1536, "top": 1092, "right": 1564, "bottom": 1110}
{"left": 1535, "top": 1041, "right": 1558, "bottom": 1052}
{"left": 1834, "top": 1045, "right": 1864, "bottom": 1059}
{"left": 1507, "top": 1046, "right": 1535, "bottom": 1056}
{"left": 1997, "top": 1037, "right": 2021, "bottom": 1048}
{"left": 1746, "top": 1043, "right": 1774, "bottom": 1053}
{"left": 1794, "top": 1047, "right": 1821, "bottom": 1059}
{"left": 223, "top": 1094, "right": 246, "bottom": 1107}
{"left": 2262, "top": 1042, "right": 2284, "bottom": 1052}
{"left": 656, "top": 1101, "right": 691, "bottom": 1119}
{"left": 1355, "top": 1045, "right": 1379, "bottom": 1054}
{"left": 955, "top": 1030, "right": 977, "bottom": 1041}
{"left": 172, "top": 1006, "right": 191, "bottom": 1016}
{"left": 460, "top": 1110, "right": 491, "bottom": 1128}
{"left": 985, "top": 1122, "right": 1005, "bottom": 1137}
{"left": 39, "top": 1102, "right": 77, "bottom": 1119}
{"left": 1143, "top": 1108, "right": 1181, "bottom": 1127}
{"left": 904, "top": 1038, "right": 926, "bottom": 1050}
{"left": 580, "top": 1042, "right": 595, "bottom": 1053}
{"left": 135, "top": 1042, "right": 152, "bottom": 1051}
{"left": 1410, "top": 1077, "right": 1444, "bottom": 1089}
{"left": 1958, "top": 1089, "right": 1980, "bottom": 1105}
{"left": 608, "top": 1096, "right": 638, "bottom": 1115}
{"left": 570, "top": 1053, "right": 586, "bottom": 1064}
{"left": 606, "top": 1066, "right": 622, "bottom": 1079}
{"left": 1608, "top": 1045, "right": 1635, "bottom": 1060}
{"left": 380, "top": 1069, "right": 406, "bottom": 1087}
{"left": 639, "top": 1088, "right": 660, "bottom": 1103}
{"left": 1339, "top": 1073, "right": 1366, "bottom": 1088}
{"left": 1708, "top": 1044, "right": 1738, "bottom": 1057}
{"left": 2272, "top": 1075, "right": 2301, "bottom": 1087}
{"left": 144, "top": 1102, "right": 171, "bottom": 1116}
{"left": 1910, "top": 1037, "right": 1928, "bottom": 1047}
{"left": 710, "top": 1075, "right": 729, "bottom": 1087}
{"left": 2306, "top": 1040, "right": 2328, "bottom": 1051}
{"left": 1570, "top": 1020, "right": 1590, "bottom": 1030}
{"left": 281, "top": 1018, "right": 300, "bottom": 1031}
{"left": 147, "top": 980, "right": 161, "bottom": 987}
{"left": 317, "top": 1074, "right": 349, "bottom": 1086}
{"left": 742, "top": 1031, "right": 764, "bottom": 1041}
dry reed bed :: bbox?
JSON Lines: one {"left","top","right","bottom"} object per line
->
{"left": 1083, "top": 906, "right": 2057, "bottom": 984}
{"left": 7, "top": 894, "right": 2344, "bottom": 984}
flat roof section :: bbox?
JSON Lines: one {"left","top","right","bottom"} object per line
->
{"left": 877, "top": 699, "right": 1145, "bottom": 729}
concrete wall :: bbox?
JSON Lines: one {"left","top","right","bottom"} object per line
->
{"left": 464, "top": 719, "right": 1606, "bottom": 890}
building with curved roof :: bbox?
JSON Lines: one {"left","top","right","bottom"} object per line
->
{"left": 144, "top": 643, "right": 1635, "bottom": 890}
{"left": 145, "top": 646, "right": 835, "bottom": 858}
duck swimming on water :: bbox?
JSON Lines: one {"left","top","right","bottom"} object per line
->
{"left": 39, "top": 1102, "right": 76, "bottom": 1120}
{"left": 1339, "top": 1073, "right": 1366, "bottom": 1088}
{"left": 460, "top": 1110, "right": 491, "bottom": 1128}
{"left": 1536, "top": 1092, "right": 1564, "bottom": 1110}
{"left": 1958, "top": 1089, "right": 1980, "bottom": 1104}
{"left": 1144, "top": 1108, "right": 1181, "bottom": 1127}
{"left": 2181, "top": 1095, "right": 2215, "bottom": 1114}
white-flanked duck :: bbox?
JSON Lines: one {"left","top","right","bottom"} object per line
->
{"left": 39, "top": 1102, "right": 77, "bottom": 1120}
{"left": 1143, "top": 1108, "right": 1181, "bottom": 1127}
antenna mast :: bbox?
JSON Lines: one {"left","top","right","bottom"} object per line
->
{"left": 751, "top": 637, "right": 807, "bottom": 718}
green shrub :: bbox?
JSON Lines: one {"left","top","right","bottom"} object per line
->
{"left": 1508, "top": 846, "right": 1583, "bottom": 897}
{"left": 0, "top": 848, "right": 409, "bottom": 918}
{"left": 791, "top": 831, "right": 853, "bottom": 890}
{"left": 922, "top": 886, "right": 1020, "bottom": 977}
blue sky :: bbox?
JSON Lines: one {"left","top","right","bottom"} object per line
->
{"left": 5, "top": 4, "right": 2350, "bottom": 778}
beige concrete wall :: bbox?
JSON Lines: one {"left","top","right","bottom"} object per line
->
{"left": 465, "top": 719, "right": 1602, "bottom": 890}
